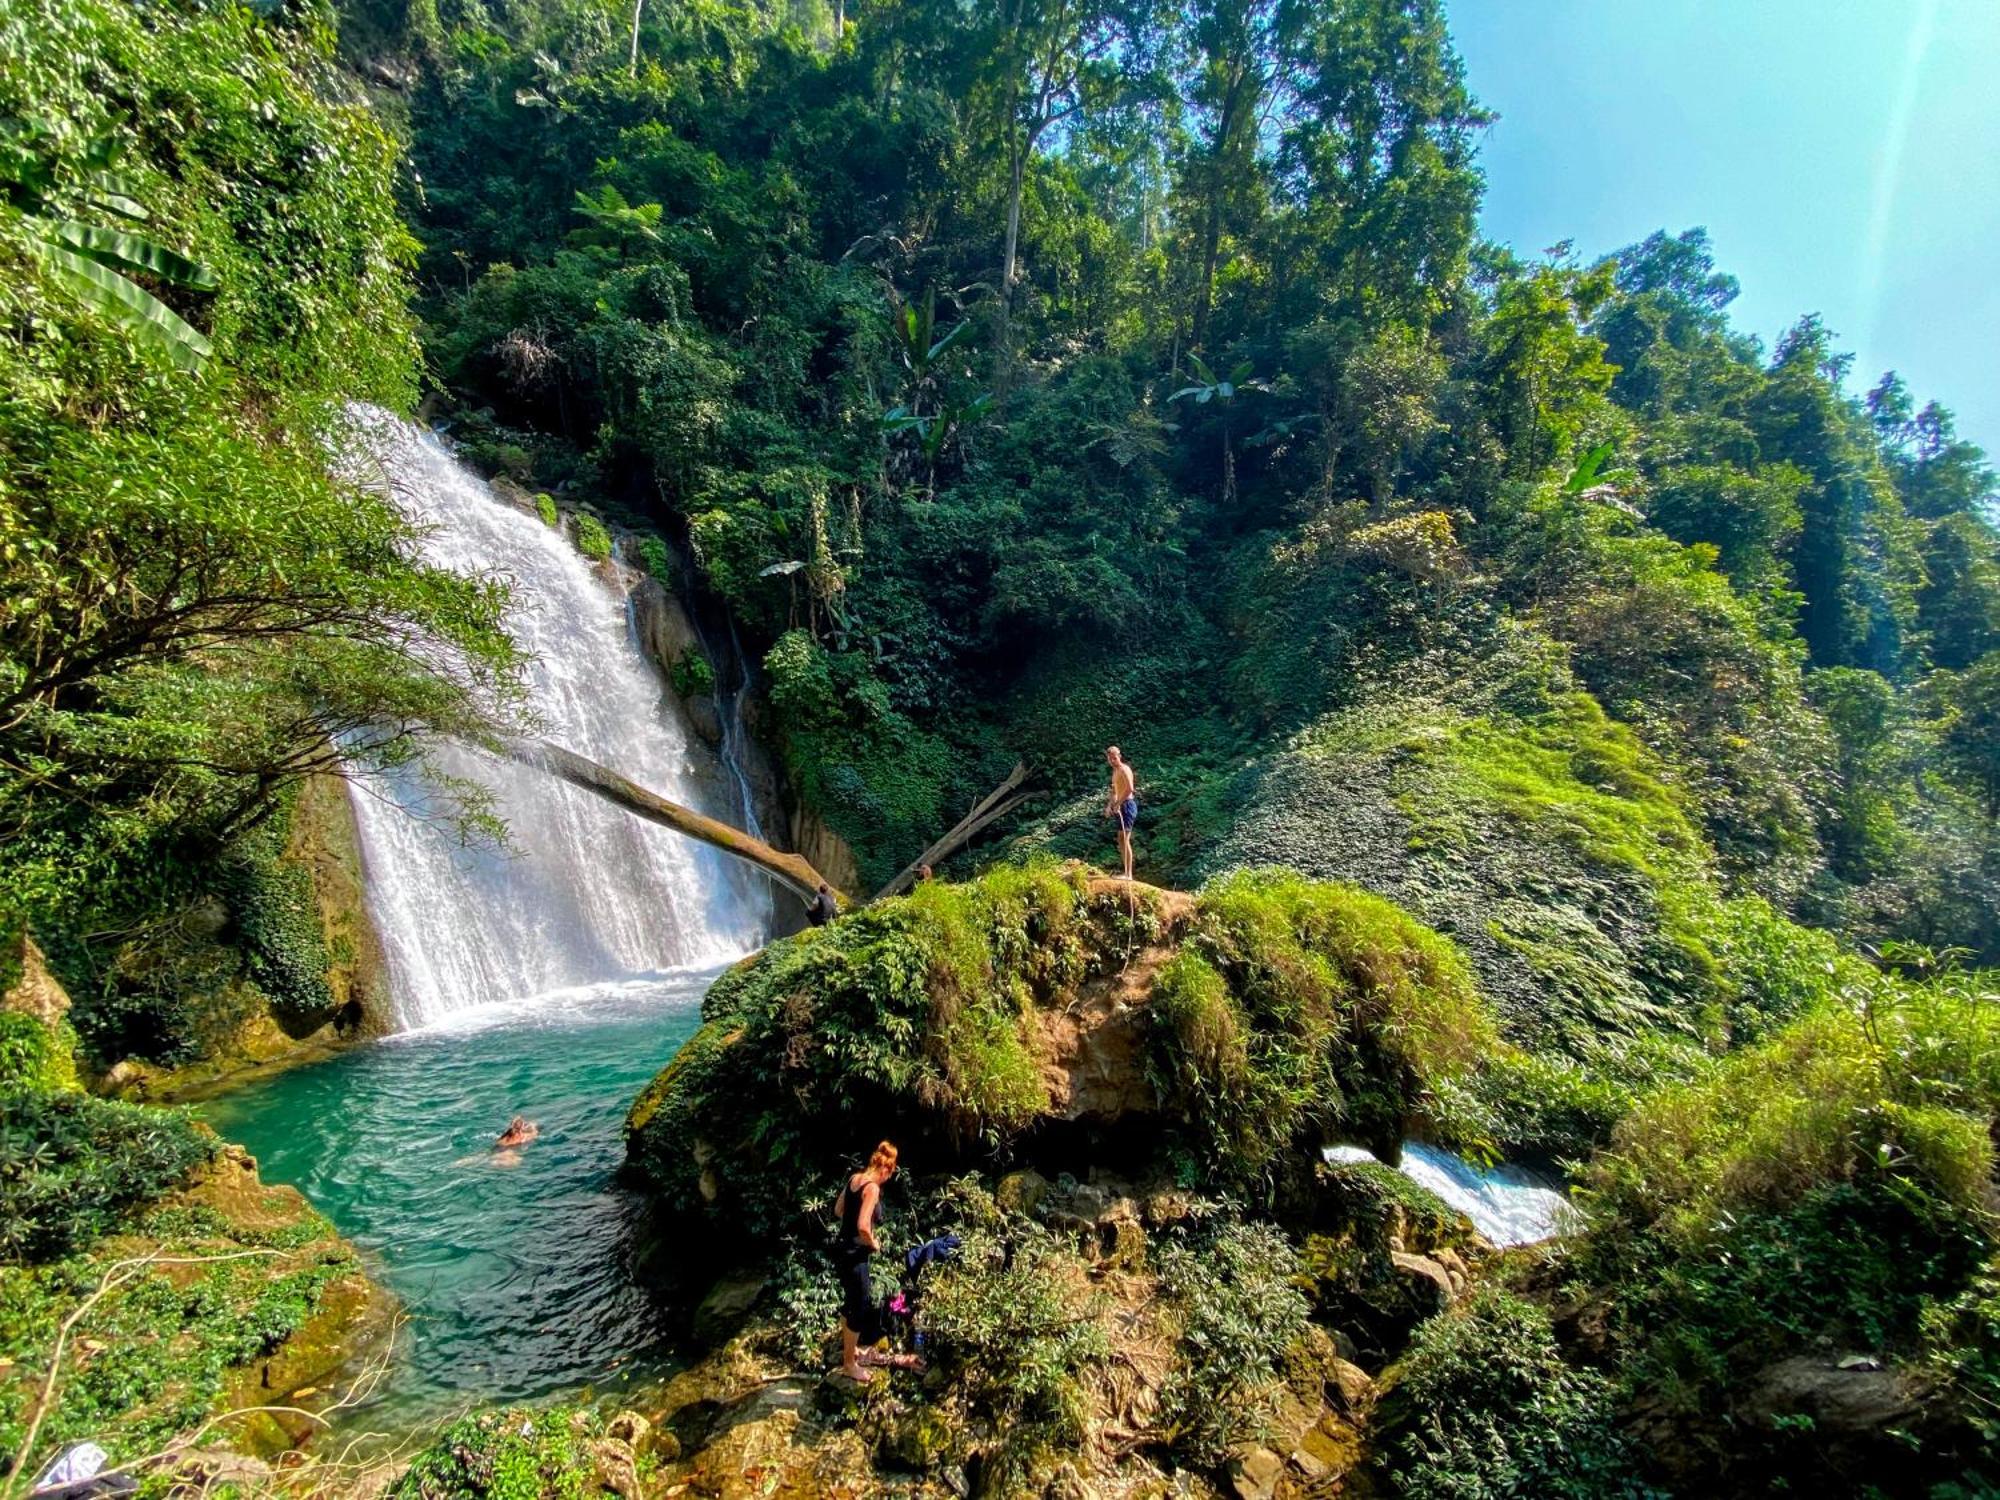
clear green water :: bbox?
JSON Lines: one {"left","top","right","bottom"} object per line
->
{"left": 201, "top": 969, "right": 714, "bottom": 1422}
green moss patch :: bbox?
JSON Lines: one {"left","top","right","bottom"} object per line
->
{"left": 1148, "top": 869, "right": 1496, "bottom": 1178}
{"left": 0, "top": 1147, "right": 379, "bottom": 1478}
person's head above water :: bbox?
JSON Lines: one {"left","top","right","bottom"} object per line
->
{"left": 508, "top": 1115, "right": 527, "bottom": 1131}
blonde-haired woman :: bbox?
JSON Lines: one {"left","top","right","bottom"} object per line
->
{"left": 832, "top": 1140, "right": 898, "bottom": 1382}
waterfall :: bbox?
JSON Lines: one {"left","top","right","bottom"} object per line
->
{"left": 341, "top": 408, "right": 771, "bottom": 1029}
{"left": 704, "top": 613, "right": 766, "bottom": 842}
{"left": 1325, "top": 1142, "right": 1578, "bottom": 1246}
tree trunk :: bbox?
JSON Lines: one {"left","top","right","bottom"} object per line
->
{"left": 628, "top": 0, "right": 644, "bottom": 74}
{"left": 501, "top": 738, "right": 841, "bottom": 908}
{"left": 874, "top": 762, "right": 1033, "bottom": 899}
{"left": 1193, "top": 186, "right": 1221, "bottom": 350}
{"left": 1002, "top": 147, "right": 1027, "bottom": 305}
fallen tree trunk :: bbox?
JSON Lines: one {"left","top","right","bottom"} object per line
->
{"left": 874, "top": 761, "right": 1033, "bottom": 901}
{"left": 500, "top": 738, "right": 839, "bottom": 908}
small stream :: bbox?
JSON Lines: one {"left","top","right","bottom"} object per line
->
{"left": 1326, "top": 1142, "right": 1578, "bottom": 1246}
{"left": 202, "top": 972, "right": 713, "bottom": 1421}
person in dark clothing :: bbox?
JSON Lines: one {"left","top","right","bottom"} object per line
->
{"left": 805, "top": 882, "right": 839, "bottom": 927}
{"left": 832, "top": 1139, "right": 898, "bottom": 1381}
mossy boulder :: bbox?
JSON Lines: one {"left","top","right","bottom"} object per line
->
{"left": 85, "top": 776, "right": 385, "bottom": 1099}
{"left": 1191, "top": 670, "right": 1734, "bottom": 1063}
{"left": 2, "top": 937, "right": 80, "bottom": 1092}
{"left": 625, "top": 862, "right": 1496, "bottom": 1244}
{"left": 0, "top": 1141, "right": 391, "bottom": 1473}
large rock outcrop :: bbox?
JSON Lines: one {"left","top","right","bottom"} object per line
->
{"left": 625, "top": 863, "right": 1494, "bottom": 1243}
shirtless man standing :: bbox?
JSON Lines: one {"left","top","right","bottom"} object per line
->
{"left": 1104, "top": 746, "right": 1137, "bottom": 881}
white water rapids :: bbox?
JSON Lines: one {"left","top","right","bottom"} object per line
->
{"left": 1326, "top": 1142, "right": 1578, "bottom": 1246}
{"left": 341, "top": 409, "right": 771, "bottom": 1029}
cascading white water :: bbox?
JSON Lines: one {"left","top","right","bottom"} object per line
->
{"left": 342, "top": 408, "right": 771, "bottom": 1029}
{"left": 1326, "top": 1142, "right": 1578, "bottom": 1246}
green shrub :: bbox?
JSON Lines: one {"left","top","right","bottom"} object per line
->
{"left": 390, "top": 1406, "right": 611, "bottom": 1499}
{"left": 917, "top": 1223, "right": 1110, "bottom": 1488}
{"left": 0, "top": 1209, "right": 355, "bottom": 1467}
{"left": 671, "top": 651, "right": 716, "bottom": 699}
{"left": 637, "top": 532, "right": 673, "bottom": 582}
{"left": 1706, "top": 895, "right": 1868, "bottom": 1046}
{"left": 1154, "top": 1219, "right": 1311, "bottom": 1465}
{"left": 1562, "top": 963, "right": 2000, "bottom": 1464}
{"left": 1373, "top": 1287, "right": 1635, "bottom": 1498}
{"left": 0, "top": 1092, "right": 215, "bottom": 1262}
{"left": 0, "top": 1015, "right": 78, "bottom": 1094}
{"left": 1464, "top": 1031, "right": 1714, "bottom": 1164}
{"left": 1580, "top": 981, "right": 2000, "bottom": 1243}
{"left": 1149, "top": 868, "right": 1497, "bottom": 1179}
{"left": 219, "top": 829, "right": 334, "bottom": 1029}
{"left": 762, "top": 628, "right": 952, "bottom": 883}
{"left": 535, "top": 492, "right": 559, "bottom": 528}
{"left": 573, "top": 514, "right": 613, "bottom": 561}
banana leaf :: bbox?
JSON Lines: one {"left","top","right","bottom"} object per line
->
{"left": 48, "top": 219, "right": 218, "bottom": 289}
{"left": 38, "top": 239, "right": 212, "bottom": 372}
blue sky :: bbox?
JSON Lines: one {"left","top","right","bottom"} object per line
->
{"left": 1446, "top": 0, "right": 2000, "bottom": 459}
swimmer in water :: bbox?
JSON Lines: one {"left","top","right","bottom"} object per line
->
{"left": 479, "top": 1114, "right": 539, "bottom": 1168}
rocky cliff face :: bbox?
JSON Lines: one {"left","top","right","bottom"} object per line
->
{"left": 95, "top": 772, "right": 387, "bottom": 1101}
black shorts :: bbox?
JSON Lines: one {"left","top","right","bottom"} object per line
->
{"left": 837, "top": 1248, "right": 880, "bottom": 1342}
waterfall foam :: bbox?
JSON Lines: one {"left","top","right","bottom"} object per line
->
{"left": 342, "top": 408, "right": 770, "bottom": 1029}
{"left": 1326, "top": 1142, "right": 1577, "bottom": 1246}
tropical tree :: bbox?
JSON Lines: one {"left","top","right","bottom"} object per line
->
{"left": 0, "top": 128, "right": 217, "bottom": 372}
{"left": 1170, "top": 353, "right": 1267, "bottom": 502}
{"left": 882, "top": 288, "right": 991, "bottom": 495}
{"left": 1941, "top": 655, "right": 2000, "bottom": 819}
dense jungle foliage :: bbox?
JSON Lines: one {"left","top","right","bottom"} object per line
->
{"left": 348, "top": 0, "right": 2000, "bottom": 973}
{"left": 0, "top": 0, "right": 519, "bottom": 1062}
{"left": 7, "top": 0, "right": 2000, "bottom": 1493}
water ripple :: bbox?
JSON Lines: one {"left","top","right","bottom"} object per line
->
{"left": 203, "top": 970, "right": 717, "bottom": 1421}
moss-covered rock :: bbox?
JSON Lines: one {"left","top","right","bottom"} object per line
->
{"left": 0, "top": 1142, "right": 391, "bottom": 1475}
{"left": 2, "top": 937, "right": 80, "bottom": 1092}
{"left": 626, "top": 863, "right": 1495, "bottom": 1241}
{"left": 83, "top": 776, "right": 385, "bottom": 1098}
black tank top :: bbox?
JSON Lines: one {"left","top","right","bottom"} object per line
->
{"left": 837, "top": 1172, "right": 870, "bottom": 1250}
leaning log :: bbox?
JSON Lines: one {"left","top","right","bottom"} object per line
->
{"left": 874, "top": 761, "right": 1033, "bottom": 901}
{"left": 500, "top": 738, "right": 841, "bottom": 908}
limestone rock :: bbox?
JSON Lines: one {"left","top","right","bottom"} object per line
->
{"left": 1226, "top": 1445, "right": 1285, "bottom": 1500}
{"left": 1744, "top": 1355, "right": 1924, "bottom": 1435}
{"left": 996, "top": 1169, "right": 1051, "bottom": 1216}
{"left": 590, "top": 1436, "right": 644, "bottom": 1500}
{"left": 3, "top": 935, "right": 70, "bottom": 1029}
{"left": 667, "top": 1377, "right": 871, "bottom": 1500}
{"left": 1389, "top": 1251, "right": 1456, "bottom": 1315}
{"left": 173, "top": 1448, "right": 276, "bottom": 1488}
{"left": 789, "top": 805, "right": 864, "bottom": 903}
{"left": 1141, "top": 1187, "right": 1200, "bottom": 1227}
{"left": 1098, "top": 1217, "right": 1146, "bottom": 1271}
{"left": 1039, "top": 945, "right": 1174, "bottom": 1123}
{"left": 1327, "top": 1356, "right": 1375, "bottom": 1416}
{"left": 605, "top": 1409, "right": 653, "bottom": 1455}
